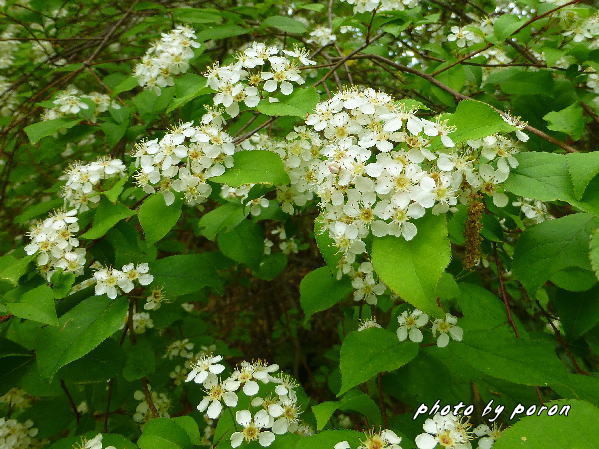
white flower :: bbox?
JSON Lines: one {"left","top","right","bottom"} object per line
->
{"left": 230, "top": 410, "right": 275, "bottom": 448}
{"left": 431, "top": 314, "right": 463, "bottom": 347}
{"left": 416, "top": 413, "right": 472, "bottom": 449}
{"left": 397, "top": 309, "right": 429, "bottom": 342}
{"left": 197, "top": 376, "right": 238, "bottom": 419}
{"left": 186, "top": 354, "right": 226, "bottom": 385}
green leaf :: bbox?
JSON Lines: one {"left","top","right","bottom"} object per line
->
{"left": 0, "top": 254, "right": 32, "bottom": 286}
{"left": 122, "top": 339, "right": 155, "bottom": 381}
{"left": 372, "top": 214, "right": 449, "bottom": 317}
{"left": 104, "top": 176, "right": 128, "bottom": 203}
{"left": 81, "top": 199, "right": 135, "bottom": 240}
{"left": 494, "top": 400, "right": 599, "bottom": 449}
{"left": 15, "top": 199, "right": 62, "bottom": 224}
{"left": 113, "top": 76, "right": 139, "bottom": 94}
{"left": 50, "top": 270, "right": 76, "bottom": 299}
{"left": 543, "top": 102, "right": 585, "bottom": 140}
{"left": 567, "top": 150, "right": 599, "bottom": 200}
{"left": 24, "top": 119, "right": 81, "bottom": 144}
{"left": 138, "top": 417, "right": 193, "bottom": 449}
{"left": 512, "top": 213, "right": 599, "bottom": 294}
{"left": 553, "top": 285, "right": 599, "bottom": 338}
{"left": 150, "top": 253, "right": 224, "bottom": 297}
{"left": 300, "top": 266, "right": 352, "bottom": 323}
{"left": 591, "top": 228, "right": 599, "bottom": 280}
{"left": 35, "top": 296, "right": 128, "bottom": 379}
{"left": 211, "top": 151, "right": 290, "bottom": 186}
{"left": 314, "top": 215, "right": 342, "bottom": 272}
{"left": 443, "top": 100, "right": 516, "bottom": 145}
{"left": 492, "top": 14, "right": 526, "bottom": 42}
{"left": 262, "top": 15, "right": 307, "bottom": 34}
{"left": 217, "top": 220, "right": 264, "bottom": 267}
{"left": 167, "top": 74, "right": 210, "bottom": 113}
{"left": 446, "top": 330, "right": 569, "bottom": 386}
{"left": 138, "top": 194, "right": 182, "bottom": 244}
{"left": 172, "top": 8, "right": 223, "bottom": 24}
{"left": 198, "top": 203, "right": 247, "bottom": 241}
{"left": 196, "top": 25, "right": 249, "bottom": 42}
{"left": 338, "top": 328, "right": 419, "bottom": 396}
{"left": 257, "top": 87, "right": 320, "bottom": 117}
{"left": 312, "top": 390, "right": 381, "bottom": 430}
{"left": 254, "top": 252, "right": 288, "bottom": 281}
{"left": 6, "top": 285, "right": 58, "bottom": 326}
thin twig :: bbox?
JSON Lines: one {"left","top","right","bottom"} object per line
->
{"left": 60, "top": 379, "right": 81, "bottom": 424}
{"left": 141, "top": 378, "right": 159, "bottom": 418}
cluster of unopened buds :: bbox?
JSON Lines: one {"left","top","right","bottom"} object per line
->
{"left": 91, "top": 263, "right": 154, "bottom": 299}
{"left": 60, "top": 157, "right": 126, "bottom": 210}
{"left": 185, "top": 354, "right": 307, "bottom": 447}
{"left": 132, "top": 111, "right": 236, "bottom": 207}
{"left": 42, "top": 85, "right": 119, "bottom": 121}
{"left": 134, "top": 25, "right": 201, "bottom": 93}
{"left": 205, "top": 41, "right": 315, "bottom": 117}
{"left": 25, "top": 209, "right": 86, "bottom": 279}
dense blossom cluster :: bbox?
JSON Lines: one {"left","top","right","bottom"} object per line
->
{"left": 134, "top": 25, "right": 200, "bottom": 93}
{"left": 133, "top": 389, "right": 171, "bottom": 423}
{"left": 91, "top": 263, "right": 154, "bottom": 299}
{"left": 42, "top": 86, "right": 119, "bottom": 121}
{"left": 205, "top": 41, "right": 315, "bottom": 117}
{"left": 132, "top": 112, "right": 237, "bottom": 206}
{"left": 334, "top": 429, "right": 403, "bottom": 449}
{"left": 185, "top": 355, "right": 307, "bottom": 447}
{"left": 0, "top": 417, "right": 39, "bottom": 449}
{"left": 72, "top": 434, "right": 116, "bottom": 449}
{"left": 308, "top": 26, "right": 337, "bottom": 46}
{"left": 340, "top": 0, "right": 419, "bottom": 13}
{"left": 415, "top": 413, "right": 476, "bottom": 449}
{"left": 60, "top": 157, "right": 126, "bottom": 210}
{"left": 24, "top": 209, "right": 85, "bottom": 279}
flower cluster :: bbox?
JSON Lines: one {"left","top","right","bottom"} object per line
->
{"left": 340, "top": 0, "right": 419, "bottom": 14}
{"left": 562, "top": 11, "right": 599, "bottom": 48}
{"left": 0, "top": 25, "right": 19, "bottom": 69}
{"left": 512, "top": 197, "right": 553, "bottom": 224}
{"left": 132, "top": 112, "right": 237, "bottom": 206}
{"left": 132, "top": 389, "right": 170, "bottom": 423}
{"left": 308, "top": 26, "right": 337, "bottom": 46}
{"left": 134, "top": 25, "right": 200, "bottom": 94}
{"left": 205, "top": 41, "right": 315, "bottom": 117}
{"left": 0, "top": 387, "right": 31, "bottom": 410}
{"left": 25, "top": 209, "right": 85, "bottom": 279}
{"left": 0, "top": 417, "right": 39, "bottom": 449}
{"left": 60, "top": 157, "right": 126, "bottom": 210}
{"left": 185, "top": 355, "right": 306, "bottom": 447}
{"left": 42, "top": 86, "right": 119, "bottom": 121}
{"left": 264, "top": 225, "right": 300, "bottom": 256}
{"left": 91, "top": 263, "right": 154, "bottom": 299}
{"left": 220, "top": 184, "right": 271, "bottom": 217}
{"left": 395, "top": 309, "right": 463, "bottom": 347}
{"left": 73, "top": 434, "right": 116, "bottom": 449}
{"left": 335, "top": 429, "right": 403, "bottom": 449}
{"left": 295, "top": 88, "right": 522, "bottom": 274}
{"left": 447, "top": 26, "right": 483, "bottom": 48}
{"left": 415, "top": 413, "right": 473, "bottom": 449}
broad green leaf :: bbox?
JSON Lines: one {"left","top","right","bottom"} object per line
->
{"left": 512, "top": 214, "right": 599, "bottom": 294}
{"left": 198, "top": 203, "right": 247, "bottom": 240}
{"left": 254, "top": 252, "right": 288, "bottom": 281}
{"left": 314, "top": 215, "right": 342, "bottom": 272}
{"left": 217, "top": 220, "right": 264, "bottom": 267}
{"left": 591, "top": 228, "right": 599, "bottom": 280}
{"left": 196, "top": 25, "right": 249, "bottom": 41}
{"left": 338, "top": 328, "right": 419, "bottom": 396}
{"left": 113, "top": 76, "right": 139, "bottom": 94}
{"left": 15, "top": 199, "right": 62, "bottom": 224}
{"left": 138, "top": 194, "right": 182, "bottom": 244}
{"left": 442, "top": 100, "right": 516, "bottom": 145}
{"left": 167, "top": 74, "right": 210, "bottom": 113}
{"left": 553, "top": 285, "right": 599, "bottom": 338}
{"left": 211, "top": 151, "right": 290, "bottom": 186}
{"left": 300, "top": 266, "right": 352, "bottom": 323}
{"left": 0, "top": 254, "right": 32, "bottom": 286}
{"left": 35, "top": 296, "right": 128, "bottom": 379}
{"left": 150, "top": 253, "right": 224, "bottom": 297}
{"left": 138, "top": 417, "right": 192, "bottom": 449}
{"left": 262, "top": 15, "right": 307, "bottom": 33}
{"left": 446, "top": 330, "right": 569, "bottom": 387}
{"left": 567, "top": 151, "right": 599, "bottom": 200}
{"left": 257, "top": 87, "right": 320, "bottom": 117}
{"left": 372, "top": 214, "right": 449, "bottom": 317}
{"left": 24, "top": 119, "right": 81, "bottom": 144}
{"left": 494, "top": 400, "right": 599, "bottom": 449}
{"left": 81, "top": 198, "right": 136, "bottom": 239}
{"left": 6, "top": 285, "right": 58, "bottom": 326}
{"left": 312, "top": 390, "right": 381, "bottom": 430}
{"left": 492, "top": 14, "right": 527, "bottom": 42}
{"left": 543, "top": 102, "right": 585, "bottom": 140}
{"left": 488, "top": 68, "right": 554, "bottom": 95}
{"left": 104, "top": 176, "right": 128, "bottom": 203}
{"left": 172, "top": 8, "right": 223, "bottom": 24}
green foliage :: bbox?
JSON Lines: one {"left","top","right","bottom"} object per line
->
{"left": 338, "top": 328, "right": 419, "bottom": 396}
{"left": 300, "top": 266, "right": 352, "bottom": 323}
{"left": 211, "top": 151, "right": 290, "bottom": 186}
{"left": 372, "top": 214, "right": 449, "bottom": 317}
{"left": 138, "top": 194, "right": 182, "bottom": 244}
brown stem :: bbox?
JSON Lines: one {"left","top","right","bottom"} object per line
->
{"left": 60, "top": 379, "right": 81, "bottom": 424}
{"left": 141, "top": 378, "right": 159, "bottom": 418}
{"left": 492, "top": 243, "right": 520, "bottom": 338}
